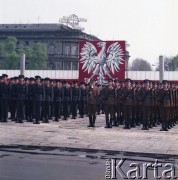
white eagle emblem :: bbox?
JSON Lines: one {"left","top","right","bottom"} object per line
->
{"left": 80, "top": 41, "right": 124, "bottom": 85}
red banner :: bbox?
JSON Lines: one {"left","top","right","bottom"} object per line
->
{"left": 79, "top": 41, "right": 126, "bottom": 84}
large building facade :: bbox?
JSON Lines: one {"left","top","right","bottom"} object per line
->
{"left": 0, "top": 23, "right": 99, "bottom": 70}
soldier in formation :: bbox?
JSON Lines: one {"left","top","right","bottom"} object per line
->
{"left": 0, "top": 73, "right": 178, "bottom": 131}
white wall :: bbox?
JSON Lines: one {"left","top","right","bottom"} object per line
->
{"left": 0, "top": 70, "right": 177, "bottom": 81}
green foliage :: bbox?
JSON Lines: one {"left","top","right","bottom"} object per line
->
{"left": 0, "top": 36, "right": 48, "bottom": 70}
{"left": 0, "top": 37, "right": 20, "bottom": 69}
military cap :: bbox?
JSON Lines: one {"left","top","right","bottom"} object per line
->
{"left": 125, "top": 78, "right": 131, "bottom": 82}
{"left": 35, "top": 75, "right": 41, "bottom": 79}
{"left": 90, "top": 78, "right": 96, "bottom": 83}
{"left": 114, "top": 78, "right": 119, "bottom": 83}
{"left": 62, "top": 80, "right": 67, "bottom": 85}
{"left": 80, "top": 82, "right": 85, "bottom": 85}
{"left": 162, "top": 80, "right": 168, "bottom": 84}
{"left": 152, "top": 82, "right": 157, "bottom": 85}
{"left": 2, "top": 74, "right": 8, "bottom": 78}
{"left": 45, "top": 77, "right": 50, "bottom": 81}
{"left": 24, "top": 77, "right": 29, "bottom": 81}
{"left": 73, "top": 80, "right": 78, "bottom": 84}
{"left": 143, "top": 79, "right": 149, "bottom": 83}
{"left": 108, "top": 78, "right": 113, "bottom": 82}
{"left": 56, "top": 80, "right": 62, "bottom": 83}
{"left": 14, "top": 76, "right": 18, "bottom": 80}
{"left": 29, "top": 77, "right": 35, "bottom": 81}
{"left": 19, "top": 75, "right": 25, "bottom": 79}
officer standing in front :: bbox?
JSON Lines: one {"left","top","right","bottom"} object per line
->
{"left": 86, "top": 79, "right": 98, "bottom": 127}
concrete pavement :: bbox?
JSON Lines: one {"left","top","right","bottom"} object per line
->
{"left": 0, "top": 114, "right": 178, "bottom": 156}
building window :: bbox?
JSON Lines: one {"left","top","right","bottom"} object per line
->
{"left": 71, "top": 43, "right": 78, "bottom": 56}
{"left": 55, "top": 42, "right": 62, "bottom": 54}
{"left": 72, "top": 61, "right": 78, "bottom": 70}
{"left": 48, "top": 44, "right": 55, "bottom": 54}
{"left": 25, "top": 41, "right": 29, "bottom": 46}
{"left": 63, "top": 42, "right": 71, "bottom": 55}
{"left": 63, "top": 61, "right": 71, "bottom": 70}
{"left": 56, "top": 61, "right": 63, "bottom": 70}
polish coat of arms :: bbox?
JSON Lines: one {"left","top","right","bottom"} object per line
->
{"left": 80, "top": 41, "right": 124, "bottom": 85}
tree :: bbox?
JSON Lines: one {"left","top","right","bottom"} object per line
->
{"left": 130, "top": 58, "right": 152, "bottom": 71}
{"left": 156, "top": 55, "right": 178, "bottom": 71}
{"left": 0, "top": 36, "right": 48, "bottom": 70}
{"left": 29, "top": 43, "right": 48, "bottom": 70}
{"left": 1, "top": 37, "right": 20, "bottom": 69}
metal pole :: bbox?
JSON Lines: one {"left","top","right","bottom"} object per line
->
{"left": 159, "top": 55, "right": 164, "bottom": 82}
{"left": 20, "top": 53, "right": 25, "bottom": 75}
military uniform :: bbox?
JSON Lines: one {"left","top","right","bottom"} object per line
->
{"left": 0, "top": 79, "right": 11, "bottom": 122}
{"left": 53, "top": 81, "right": 62, "bottom": 121}
{"left": 102, "top": 80, "right": 115, "bottom": 128}
{"left": 27, "top": 78, "right": 35, "bottom": 122}
{"left": 16, "top": 77, "right": 28, "bottom": 123}
{"left": 121, "top": 78, "right": 133, "bottom": 129}
{"left": 43, "top": 79, "right": 53, "bottom": 123}
{"left": 71, "top": 82, "right": 79, "bottom": 119}
{"left": 0, "top": 76, "right": 2, "bottom": 121}
{"left": 86, "top": 82, "right": 98, "bottom": 127}
{"left": 33, "top": 76, "right": 45, "bottom": 124}
{"left": 157, "top": 80, "right": 171, "bottom": 131}
{"left": 137, "top": 80, "right": 152, "bottom": 130}
{"left": 10, "top": 78, "right": 18, "bottom": 121}
{"left": 78, "top": 83, "right": 87, "bottom": 118}
{"left": 62, "top": 83, "right": 72, "bottom": 120}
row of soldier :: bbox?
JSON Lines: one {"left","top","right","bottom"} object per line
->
{"left": 0, "top": 74, "right": 178, "bottom": 131}
{"left": 0, "top": 74, "right": 88, "bottom": 124}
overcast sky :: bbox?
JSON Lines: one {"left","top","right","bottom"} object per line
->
{"left": 0, "top": 0, "right": 178, "bottom": 66}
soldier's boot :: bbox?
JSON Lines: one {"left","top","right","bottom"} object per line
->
{"left": 152, "top": 117, "right": 157, "bottom": 127}
{"left": 150, "top": 119, "right": 153, "bottom": 128}
{"left": 105, "top": 117, "right": 110, "bottom": 128}
{"left": 160, "top": 121, "right": 168, "bottom": 131}
{"left": 112, "top": 117, "right": 118, "bottom": 127}
{"left": 171, "top": 119, "right": 175, "bottom": 126}
{"left": 19, "top": 118, "right": 23, "bottom": 123}
{"left": 109, "top": 118, "right": 112, "bottom": 128}
{"left": 33, "top": 119, "right": 40, "bottom": 124}
{"left": 120, "top": 116, "right": 124, "bottom": 125}
{"left": 87, "top": 116, "right": 92, "bottom": 127}
{"left": 173, "top": 120, "right": 176, "bottom": 126}
{"left": 123, "top": 119, "right": 130, "bottom": 129}
{"left": 3, "top": 119, "right": 8, "bottom": 123}
{"left": 71, "top": 114, "right": 76, "bottom": 119}
{"left": 142, "top": 120, "right": 149, "bottom": 130}
{"left": 131, "top": 118, "right": 136, "bottom": 128}
{"left": 169, "top": 121, "right": 173, "bottom": 128}
{"left": 92, "top": 115, "right": 96, "bottom": 127}
{"left": 127, "top": 120, "right": 131, "bottom": 129}
{"left": 15, "top": 118, "right": 20, "bottom": 123}
{"left": 54, "top": 117, "right": 59, "bottom": 122}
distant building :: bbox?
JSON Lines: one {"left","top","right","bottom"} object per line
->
{"left": 0, "top": 23, "right": 99, "bottom": 70}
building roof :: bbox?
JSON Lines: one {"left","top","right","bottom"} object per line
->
{"left": 0, "top": 23, "right": 77, "bottom": 32}
{"left": 0, "top": 23, "right": 99, "bottom": 40}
